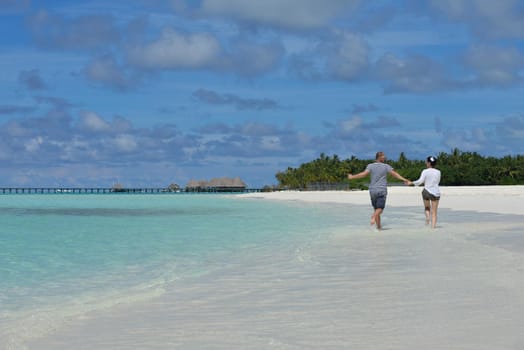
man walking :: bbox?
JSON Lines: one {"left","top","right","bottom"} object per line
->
{"left": 348, "top": 152, "right": 409, "bottom": 230}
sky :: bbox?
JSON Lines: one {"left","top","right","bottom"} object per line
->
{"left": 1, "top": 0, "right": 523, "bottom": 188}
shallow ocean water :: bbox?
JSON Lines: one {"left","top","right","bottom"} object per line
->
{"left": 0, "top": 193, "right": 350, "bottom": 348}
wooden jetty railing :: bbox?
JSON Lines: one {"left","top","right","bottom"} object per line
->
{"left": 0, "top": 187, "right": 262, "bottom": 194}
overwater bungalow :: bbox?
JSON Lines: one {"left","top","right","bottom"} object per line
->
{"left": 111, "top": 183, "right": 127, "bottom": 192}
{"left": 185, "top": 177, "right": 247, "bottom": 192}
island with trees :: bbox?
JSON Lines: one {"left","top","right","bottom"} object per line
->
{"left": 274, "top": 148, "right": 523, "bottom": 190}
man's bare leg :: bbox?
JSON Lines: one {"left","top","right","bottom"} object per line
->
{"left": 371, "top": 208, "right": 383, "bottom": 230}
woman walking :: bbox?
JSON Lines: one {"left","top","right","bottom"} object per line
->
{"left": 408, "top": 156, "right": 441, "bottom": 228}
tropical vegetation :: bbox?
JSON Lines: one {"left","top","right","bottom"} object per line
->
{"left": 275, "top": 149, "right": 524, "bottom": 190}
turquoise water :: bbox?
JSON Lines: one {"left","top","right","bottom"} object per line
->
{"left": 0, "top": 193, "right": 350, "bottom": 345}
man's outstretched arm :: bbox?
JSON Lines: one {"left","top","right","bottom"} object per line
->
{"left": 348, "top": 169, "right": 370, "bottom": 180}
{"left": 389, "top": 170, "right": 410, "bottom": 184}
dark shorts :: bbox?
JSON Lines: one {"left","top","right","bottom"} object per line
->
{"left": 370, "top": 191, "right": 387, "bottom": 209}
{"left": 422, "top": 188, "right": 440, "bottom": 201}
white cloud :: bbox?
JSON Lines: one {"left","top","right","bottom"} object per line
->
{"left": 260, "top": 135, "right": 282, "bottom": 151}
{"left": 127, "top": 28, "right": 222, "bottom": 70}
{"left": 374, "top": 52, "right": 454, "bottom": 93}
{"left": 496, "top": 115, "right": 524, "bottom": 142}
{"left": 462, "top": 45, "right": 524, "bottom": 86}
{"left": 25, "top": 136, "right": 44, "bottom": 152}
{"left": 85, "top": 54, "right": 135, "bottom": 90}
{"left": 430, "top": 0, "right": 524, "bottom": 39}
{"left": 326, "top": 31, "right": 370, "bottom": 80}
{"left": 237, "top": 122, "right": 279, "bottom": 136}
{"left": 111, "top": 116, "right": 133, "bottom": 133}
{"left": 227, "top": 40, "right": 284, "bottom": 76}
{"left": 339, "top": 116, "right": 363, "bottom": 135}
{"left": 113, "top": 134, "right": 138, "bottom": 152}
{"left": 80, "top": 111, "right": 111, "bottom": 132}
{"left": 200, "top": 0, "right": 358, "bottom": 30}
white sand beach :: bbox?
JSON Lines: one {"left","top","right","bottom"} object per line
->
{"left": 26, "top": 186, "right": 524, "bottom": 350}
{"left": 237, "top": 185, "right": 524, "bottom": 216}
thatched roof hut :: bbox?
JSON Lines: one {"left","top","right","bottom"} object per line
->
{"left": 111, "top": 182, "right": 126, "bottom": 192}
{"left": 186, "top": 179, "right": 201, "bottom": 188}
{"left": 167, "top": 183, "right": 181, "bottom": 192}
{"left": 185, "top": 177, "right": 247, "bottom": 192}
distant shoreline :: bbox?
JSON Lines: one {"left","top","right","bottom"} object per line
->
{"left": 0, "top": 187, "right": 259, "bottom": 194}
{"left": 237, "top": 185, "right": 524, "bottom": 216}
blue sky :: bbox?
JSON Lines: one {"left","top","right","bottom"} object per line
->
{"left": 1, "top": 0, "right": 523, "bottom": 188}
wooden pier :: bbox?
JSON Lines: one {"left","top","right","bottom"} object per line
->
{"left": 0, "top": 187, "right": 262, "bottom": 194}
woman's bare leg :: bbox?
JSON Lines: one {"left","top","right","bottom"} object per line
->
{"left": 423, "top": 199, "right": 431, "bottom": 225}
{"left": 431, "top": 200, "right": 439, "bottom": 228}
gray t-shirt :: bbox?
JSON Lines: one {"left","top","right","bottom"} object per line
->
{"left": 366, "top": 162, "right": 393, "bottom": 193}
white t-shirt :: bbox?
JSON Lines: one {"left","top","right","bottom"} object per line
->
{"left": 413, "top": 168, "right": 441, "bottom": 197}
